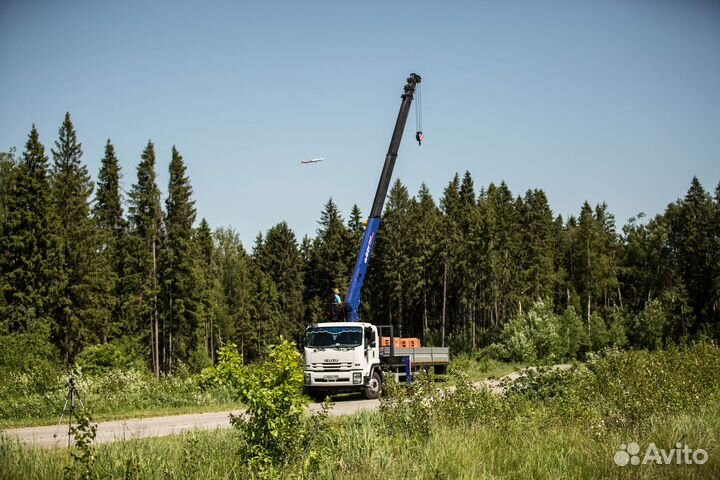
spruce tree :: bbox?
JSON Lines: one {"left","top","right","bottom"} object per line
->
{"left": 247, "top": 261, "right": 282, "bottom": 359}
{"left": 161, "top": 146, "right": 198, "bottom": 371}
{"left": 0, "top": 149, "right": 17, "bottom": 231}
{"left": 439, "top": 174, "right": 462, "bottom": 343}
{"left": 411, "top": 183, "right": 442, "bottom": 339}
{"left": 715, "top": 182, "right": 720, "bottom": 331}
{"left": 50, "top": 113, "right": 101, "bottom": 362}
{"left": 92, "top": 140, "right": 127, "bottom": 341}
{"left": 372, "top": 179, "right": 419, "bottom": 334}
{"left": 314, "top": 198, "right": 351, "bottom": 300}
{"left": 214, "top": 227, "right": 252, "bottom": 360}
{"left": 520, "top": 189, "right": 556, "bottom": 301}
{"left": 666, "top": 177, "right": 717, "bottom": 334}
{"left": 484, "top": 181, "right": 522, "bottom": 328}
{"left": 194, "top": 218, "right": 216, "bottom": 363}
{"left": 255, "top": 222, "right": 304, "bottom": 338}
{"left": 126, "top": 141, "right": 163, "bottom": 376}
{"left": 457, "top": 171, "right": 481, "bottom": 347}
{"left": 0, "top": 126, "right": 61, "bottom": 341}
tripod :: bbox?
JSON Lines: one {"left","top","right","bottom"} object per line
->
{"left": 53, "top": 377, "right": 85, "bottom": 447}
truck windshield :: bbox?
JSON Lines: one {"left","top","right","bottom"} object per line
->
{"left": 305, "top": 326, "right": 363, "bottom": 348}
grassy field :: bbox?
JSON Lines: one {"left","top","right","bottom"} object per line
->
{"left": 2, "top": 344, "right": 718, "bottom": 479}
{"left": 1, "top": 394, "right": 717, "bottom": 479}
{"left": 0, "top": 367, "right": 239, "bottom": 429}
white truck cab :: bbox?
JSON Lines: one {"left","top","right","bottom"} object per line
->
{"left": 303, "top": 322, "right": 382, "bottom": 400}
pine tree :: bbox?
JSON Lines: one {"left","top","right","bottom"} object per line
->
{"left": 161, "top": 146, "right": 198, "bottom": 371}
{"left": 50, "top": 113, "right": 101, "bottom": 362}
{"left": 0, "top": 126, "right": 61, "bottom": 341}
{"left": 126, "top": 141, "right": 163, "bottom": 376}
{"left": 92, "top": 140, "right": 127, "bottom": 342}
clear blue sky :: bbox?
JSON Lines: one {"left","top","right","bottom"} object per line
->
{"left": 2, "top": 0, "right": 719, "bottom": 247}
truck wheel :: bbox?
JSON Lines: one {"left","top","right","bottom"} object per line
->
{"left": 364, "top": 370, "right": 382, "bottom": 400}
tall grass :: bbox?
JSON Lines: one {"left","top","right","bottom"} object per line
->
{"left": 0, "top": 367, "right": 238, "bottom": 428}
{"left": 2, "top": 343, "right": 719, "bottom": 479}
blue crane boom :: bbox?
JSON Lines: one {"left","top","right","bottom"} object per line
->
{"left": 344, "top": 73, "right": 422, "bottom": 322}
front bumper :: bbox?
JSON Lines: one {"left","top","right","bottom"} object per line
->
{"left": 304, "top": 370, "right": 364, "bottom": 387}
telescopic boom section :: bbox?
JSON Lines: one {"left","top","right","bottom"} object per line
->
{"left": 345, "top": 73, "right": 421, "bottom": 321}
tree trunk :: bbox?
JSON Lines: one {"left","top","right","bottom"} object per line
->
{"left": 471, "top": 298, "right": 476, "bottom": 350}
{"left": 152, "top": 239, "right": 160, "bottom": 378}
{"left": 442, "top": 258, "right": 447, "bottom": 348}
{"left": 423, "top": 284, "right": 428, "bottom": 341}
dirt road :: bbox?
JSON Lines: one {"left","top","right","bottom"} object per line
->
{"left": 3, "top": 398, "right": 380, "bottom": 449}
{"left": 4, "top": 365, "right": 570, "bottom": 448}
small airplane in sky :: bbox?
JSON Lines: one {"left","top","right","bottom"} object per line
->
{"left": 300, "top": 157, "right": 324, "bottom": 164}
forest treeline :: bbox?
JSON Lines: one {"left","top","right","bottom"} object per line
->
{"left": 1, "top": 114, "right": 718, "bottom": 374}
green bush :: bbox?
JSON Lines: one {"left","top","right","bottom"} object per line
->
{"left": 202, "top": 339, "right": 330, "bottom": 477}
{"left": 501, "top": 299, "right": 565, "bottom": 362}
{"left": 632, "top": 299, "right": 668, "bottom": 350}
{"left": 559, "top": 306, "right": 588, "bottom": 359}
{"left": 588, "top": 312, "right": 609, "bottom": 351}
{"left": 74, "top": 342, "right": 145, "bottom": 376}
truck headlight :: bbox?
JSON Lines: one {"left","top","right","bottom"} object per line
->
{"left": 304, "top": 373, "right": 311, "bottom": 385}
{"left": 353, "top": 372, "right": 362, "bottom": 384}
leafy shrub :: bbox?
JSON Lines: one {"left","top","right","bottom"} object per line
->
{"left": 559, "top": 306, "right": 588, "bottom": 359}
{"left": 63, "top": 411, "right": 97, "bottom": 480}
{"left": 632, "top": 299, "right": 668, "bottom": 350}
{"left": 502, "top": 343, "right": 720, "bottom": 428}
{"left": 501, "top": 299, "right": 564, "bottom": 362}
{"left": 202, "top": 339, "right": 329, "bottom": 477}
{"left": 588, "top": 312, "right": 609, "bottom": 351}
{"left": 606, "top": 308, "right": 628, "bottom": 348}
{"left": 74, "top": 342, "right": 145, "bottom": 376}
{"left": 380, "top": 368, "right": 507, "bottom": 437}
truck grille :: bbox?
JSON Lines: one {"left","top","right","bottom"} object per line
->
{"left": 314, "top": 376, "right": 351, "bottom": 383}
{"left": 311, "top": 362, "right": 353, "bottom": 371}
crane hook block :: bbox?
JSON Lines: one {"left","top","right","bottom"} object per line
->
{"left": 416, "top": 131, "right": 424, "bottom": 146}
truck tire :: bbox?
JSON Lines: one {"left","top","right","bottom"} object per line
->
{"left": 364, "top": 370, "right": 382, "bottom": 400}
